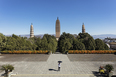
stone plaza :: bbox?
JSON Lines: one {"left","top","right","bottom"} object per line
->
{"left": 0, "top": 54, "right": 116, "bottom": 77}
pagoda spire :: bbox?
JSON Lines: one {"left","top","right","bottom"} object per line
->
{"left": 30, "top": 23, "right": 34, "bottom": 38}
{"left": 83, "top": 23, "right": 84, "bottom": 25}
{"left": 57, "top": 17, "right": 59, "bottom": 20}
{"left": 56, "top": 17, "right": 60, "bottom": 41}
{"left": 82, "top": 23, "right": 85, "bottom": 33}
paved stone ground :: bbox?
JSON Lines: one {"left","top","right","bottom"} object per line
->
{"left": 0, "top": 54, "right": 50, "bottom": 62}
{"left": 0, "top": 54, "right": 116, "bottom": 77}
{"left": 67, "top": 54, "right": 116, "bottom": 61}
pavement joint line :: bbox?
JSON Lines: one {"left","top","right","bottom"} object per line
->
{"left": 11, "top": 74, "right": 95, "bottom": 76}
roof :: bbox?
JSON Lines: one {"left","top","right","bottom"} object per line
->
{"left": 110, "top": 42, "right": 116, "bottom": 45}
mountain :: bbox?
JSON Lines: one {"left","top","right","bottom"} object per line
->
{"left": 92, "top": 34, "right": 116, "bottom": 39}
{"left": 5, "top": 34, "right": 56, "bottom": 38}
{"left": 4, "top": 34, "right": 116, "bottom": 40}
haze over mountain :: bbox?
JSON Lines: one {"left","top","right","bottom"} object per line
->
{"left": 4, "top": 34, "right": 116, "bottom": 40}
{"left": 92, "top": 34, "right": 116, "bottom": 39}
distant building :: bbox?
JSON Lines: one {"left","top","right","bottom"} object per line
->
{"left": 82, "top": 23, "right": 85, "bottom": 33}
{"left": 109, "top": 42, "right": 116, "bottom": 50}
{"left": 104, "top": 37, "right": 116, "bottom": 43}
{"left": 55, "top": 17, "right": 60, "bottom": 40}
{"left": 30, "top": 23, "right": 34, "bottom": 38}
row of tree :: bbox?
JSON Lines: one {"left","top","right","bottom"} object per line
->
{"left": 0, "top": 33, "right": 57, "bottom": 53}
{"left": 0, "top": 32, "right": 109, "bottom": 53}
{"left": 58, "top": 32, "right": 109, "bottom": 53}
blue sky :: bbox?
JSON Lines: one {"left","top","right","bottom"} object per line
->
{"left": 0, "top": 0, "right": 116, "bottom": 35}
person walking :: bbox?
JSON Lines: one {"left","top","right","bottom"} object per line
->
{"left": 58, "top": 63, "right": 61, "bottom": 71}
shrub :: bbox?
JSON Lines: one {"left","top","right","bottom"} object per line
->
{"left": 1, "top": 64, "right": 14, "bottom": 74}
{"left": 105, "top": 64, "right": 114, "bottom": 72}
{"left": 68, "top": 50, "right": 116, "bottom": 54}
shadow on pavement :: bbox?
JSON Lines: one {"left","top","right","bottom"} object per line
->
{"left": 49, "top": 69, "right": 58, "bottom": 71}
{"left": 92, "top": 71, "right": 105, "bottom": 77}
{"left": 92, "top": 71, "right": 116, "bottom": 77}
{"left": 114, "top": 52, "right": 116, "bottom": 55}
{"left": 1, "top": 73, "right": 4, "bottom": 76}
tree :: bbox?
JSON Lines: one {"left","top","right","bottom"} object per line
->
{"left": 41, "top": 36, "right": 48, "bottom": 50}
{"left": 43, "top": 34, "right": 57, "bottom": 43}
{"left": 23, "top": 37, "right": 27, "bottom": 40}
{"left": 58, "top": 32, "right": 75, "bottom": 53}
{"left": 59, "top": 38, "right": 72, "bottom": 53}
{"left": 15, "top": 38, "right": 22, "bottom": 50}
{"left": 15, "top": 37, "right": 33, "bottom": 50}
{"left": 41, "top": 34, "right": 57, "bottom": 53}
{"left": 25, "top": 40, "right": 32, "bottom": 50}
{"left": 77, "top": 33, "right": 91, "bottom": 39}
{"left": 12, "top": 34, "right": 19, "bottom": 39}
{"left": 58, "top": 32, "right": 75, "bottom": 45}
{"left": 5, "top": 37, "right": 16, "bottom": 51}
{"left": 28, "top": 36, "right": 38, "bottom": 44}
{"left": 77, "top": 33, "right": 91, "bottom": 43}
{"left": 1, "top": 64, "right": 14, "bottom": 77}
{"left": 51, "top": 38, "right": 57, "bottom": 53}
{"left": 35, "top": 37, "right": 41, "bottom": 50}
{"left": 0, "top": 33, "right": 7, "bottom": 51}
{"left": 77, "top": 33, "right": 96, "bottom": 50}
{"left": 85, "top": 37, "right": 96, "bottom": 50}
{"left": 32, "top": 44, "right": 37, "bottom": 50}
{"left": 73, "top": 39, "right": 85, "bottom": 50}
{"left": 95, "top": 38, "right": 105, "bottom": 50}
{"left": 47, "top": 38, "right": 57, "bottom": 53}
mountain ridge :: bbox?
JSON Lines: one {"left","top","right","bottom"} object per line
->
{"left": 4, "top": 34, "right": 116, "bottom": 39}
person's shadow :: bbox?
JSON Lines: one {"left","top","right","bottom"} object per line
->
{"left": 49, "top": 69, "right": 58, "bottom": 71}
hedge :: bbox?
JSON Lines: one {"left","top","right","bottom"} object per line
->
{"left": 68, "top": 50, "right": 116, "bottom": 54}
{"left": 0, "top": 50, "right": 49, "bottom": 54}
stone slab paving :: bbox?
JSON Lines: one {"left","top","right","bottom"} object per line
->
{"left": 0, "top": 54, "right": 116, "bottom": 77}
{"left": 0, "top": 54, "right": 50, "bottom": 62}
{"left": 67, "top": 54, "right": 116, "bottom": 61}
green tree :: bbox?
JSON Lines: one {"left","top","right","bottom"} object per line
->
{"left": 77, "top": 33, "right": 96, "bottom": 50}
{"left": 51, "top": 38, "right": 57, "bottom": 53}
{"left": 77, "top": 33, "right": 91, "bottom": 39}
{"left": 41, "top": 36, "right": 48, "bottom": 50}
{"left": 24, "top": 40, "right": 32, "bottom": 50}
{"left": 59, "top": 38, "right": 72, "bottom": 53}
{"left": 85, "top": 37, "right": 96, "bottom": 50}
{"left": 18, "top": 37, "right": 26, "bottom": 50}
{"left": 5, "top": 37, "right": 16, "bottom": 51}
{"left": 41, "top": 34, "right": 57, "bottom": 53}
{"left": 15, "top": 38, "right": 22, "bottom": 50}
{"left": 73, "top": 39, "right": 85, "bottom": 50}
{"left": 35, "top": 37, "right": 41, "bottom": 50}
{"left": 77, "top": 33, "right": 91, "bottom": 43}
{"left": 95, "top": 38, "right": 105, "bottom": 50}
{"left": 12, "top": 34, "right": 19, "bottom": 39}
{"left": 23, "top": 37, "right": 27, "bottom": 40}
{"left": 28, "top": 36, "right": 38, "bottom": 44}
{"left": 58, "top": 32, "right": 75, "bottom": 45}
{"left": 47, "top": 38, "right": 57, "bottom": 53}
{"left": 58, "top": 32, "right": 75, "bottom": 53}
{"left": 0, "top": 33, "right": 7, "bottom": 51}
{"left": 32, "top": 44, "right": 37, "bottom": 50}
{"left": 1, "top": 64, "right": 14, "bottom": 77}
